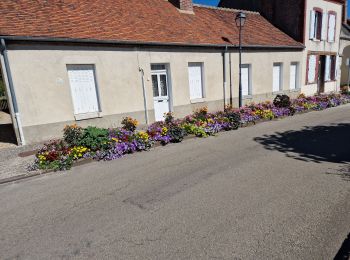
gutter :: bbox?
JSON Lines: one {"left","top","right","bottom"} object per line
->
{"left": 0, "top": 35, "right": 305, "bottom": 50}
{"left": 0, "top": 38, "right": 25, "bottom": 145}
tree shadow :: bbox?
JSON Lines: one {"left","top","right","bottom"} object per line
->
{"left": 0, "top": 124, "right": 16, "bottom": 144}
{"left": 334, "top": 232, "right": 350, "bottom": 260}
{"left": 254, "top": 123, "right": 350, "bottom": 164}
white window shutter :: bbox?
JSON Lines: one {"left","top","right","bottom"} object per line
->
{"left": 321, "top": 12, "right": 328, "bottom": 41}
{"left": 188, "top": 64, "right": 203, "bottom": 99}
{"left": 242, "top": 66, "right": 250, "bottom": 96}
{"left": 309, "top": 10, "right": 316, "bottom": 39}
{"left": 328, "top": 14, "right": 336, "bottom": 42}
{"left": 325, "top": 55, "right": 331, "bottom": 81}
{"left": 335, "top": 55, "right": 340, "bottom": 79}
{"left": 67, "top": 65, "right": 99, "bottom": 115}
{"left": 307, "top": 55, "right": 317, "bottom": 83}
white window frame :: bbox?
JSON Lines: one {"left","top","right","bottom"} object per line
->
{"left": 327, "top": 12, "right": 336, "bottom": 43}
{"left": 289, "top": 62, "right": 300, "bottom": 90}
{"left": 307, "top": 55, "right": 317, "bottom": 84}
{"left": 241, "top": 64, "right": 252, "bottom": 97}
{"left": 67, "top": 64, "right": 101, "bottom": 120}
{"left": 188, "top": 62, "right": 205, "bottom": 102}
{"left": 273, "top": 63, "right": 283, "bottom": 93}
{"left": 310, "top": 9, "right": 323, "bottom": 41}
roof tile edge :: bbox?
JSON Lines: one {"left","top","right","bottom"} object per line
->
{"left": 193, "top": 4, "right": 260, "bottom": 15}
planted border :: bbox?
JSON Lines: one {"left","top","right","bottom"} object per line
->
{"left": 28, "top": 92, "right": 350, "bottom": 172}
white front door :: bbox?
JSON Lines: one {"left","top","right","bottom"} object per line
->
{"left": 151, "top": 66, "right": 170, "bottom": 121}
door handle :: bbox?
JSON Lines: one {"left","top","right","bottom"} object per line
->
{"left": 158, "top": 100, "right": 163, "bottom": 103}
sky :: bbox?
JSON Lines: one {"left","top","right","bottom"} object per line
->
{"left": 193, "top": 0, "right": 220, "bottom": 6}
{"left": 194, "top": 0, "right": 350, "bottom": 18}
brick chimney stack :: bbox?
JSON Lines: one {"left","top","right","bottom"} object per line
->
{"left": 169, "top": 0, "right": 194, "bottom": 13}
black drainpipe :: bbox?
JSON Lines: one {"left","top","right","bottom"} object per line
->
{"left": 0, "top": 39, "right": 25, "bottom": 145}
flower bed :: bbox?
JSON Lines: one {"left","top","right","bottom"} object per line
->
{"left": 29, "top": 92, "right": 350, "bottom": 171}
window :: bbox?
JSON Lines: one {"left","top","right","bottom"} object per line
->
{"left": 310, "top": 9, "right": 326, "bottom": 41}
{"left": 307, "top": 55, "right": 317, "bottom": 84}
{"left": 327, "top": 12, "right": 336, "bottom": 42}
{"left": 290, "top": 62, "right": 299, "bottom": 90}
{"left": 273, "top": 63, "right": 283, "bottom": 92}
{"left": 324, "top": 55, "right": 337, "bottom": 82}
{"left": 188, "top": 63, "right": 204, "bottom": 100}
{"left": 67, "top": 65, "right": 100, "bottom": 116}
{"left": 241, "top": 64, "right": 251, "bottom": 96}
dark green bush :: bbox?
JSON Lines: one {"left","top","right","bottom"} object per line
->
{"left": 78, "top": 126, "right": 109, "bottom": 151}
{"left": 273, "top": 94, "right": 291, "bottom": 108}
{"left": 168, "top": 126, "right": 185, "bottom": 143}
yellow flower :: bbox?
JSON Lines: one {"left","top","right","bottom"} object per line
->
{"left": 161, "top": 127, "right": 168, "bottom": 136}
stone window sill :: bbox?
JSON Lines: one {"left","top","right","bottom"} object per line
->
{"left": 75, "top": 112, "right": 101, "bottom": 121}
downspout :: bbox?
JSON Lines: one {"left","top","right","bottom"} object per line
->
{"left": 0, "top": 39, "right": 25, "bottom": 145}
{"left": 139, "top": 68, "right": 149, "bottom": 125}
{"left": 229, "top": 51, "right": 233, "bottom": 106}
{"left": 222, "top": 46, "right": 227, "bottom": 109}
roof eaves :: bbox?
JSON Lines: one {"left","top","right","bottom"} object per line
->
{"left": 0, "top": 35, "right": 305, "bottom": 50}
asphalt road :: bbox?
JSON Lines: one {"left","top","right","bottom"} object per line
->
{"left": 1, "top": 105, "right": 350, "bottom": 260}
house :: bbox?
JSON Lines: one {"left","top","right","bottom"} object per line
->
{"left": 339, "top": 18, "right": 350, "bottom": 88}
{"left": 219, "top": 0, "right": 344, "bottom": 95}
{"left": 0, "top": 0, "right": 304, "bottom": 145}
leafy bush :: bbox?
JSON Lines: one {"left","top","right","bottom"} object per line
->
{"left": 273, "top": 95, "right": 291, "bottom": 108}
{"left": 121, "top": 117, "right": 138, "bottom": 132}
{"left": 63, "top": 124, "right": 83, "bottom": 146}
{"left": 78, "top": 126, "right": 109, "bottom": 151}
{"left": 168, "top": 126, "right": 185, "bottom": 143}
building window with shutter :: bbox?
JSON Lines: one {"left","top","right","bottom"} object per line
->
{"left": 188, "top": 63, "right": 204, "bottom": 100}
{"left": 273, "top": 63, "right": 283, "bottom": 92}
{"left": 310, "top": 8, "right": 323, "bottom": 41}
{"left": 307, "top": 55, "right": 318, "bottom": 84}
{"left": 241, "top": 64, "right": 252, "bottom": 96}
{"left": 290, "top": 62, "right": 299, "bottom": 90}
{"left": 330, "top": 55, "right": 337, "bottom": 81}
{"left": 327, "top": 11, "right": 337, "bottom": 43}
{"left": 67, "top": 65, "right": 101, "bottom": 119}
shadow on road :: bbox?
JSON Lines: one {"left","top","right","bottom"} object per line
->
{"left": 334, "top": 233, "right": 350, "bottom": 260}
{"left": 254, "top": 123, "right": 350, "bottom": 164}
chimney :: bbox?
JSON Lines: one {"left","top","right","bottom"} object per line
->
{"left": 169, "top": 0, "right": 194, "bottom": 13}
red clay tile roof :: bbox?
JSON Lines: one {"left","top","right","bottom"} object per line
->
{"left": 0, "top": 0, "right": 303, "bottom": 48}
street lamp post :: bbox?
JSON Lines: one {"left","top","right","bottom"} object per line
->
{"left": 235, "top": 12, "right": 246, "bottom": 108}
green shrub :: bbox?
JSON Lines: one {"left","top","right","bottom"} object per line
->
{"left": 168, "top": 126, "right": 185, "bottom": 143}
{"left": 78, "top": 126, "right": 109, "bottom": 151}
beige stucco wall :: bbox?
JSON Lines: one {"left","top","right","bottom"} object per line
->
{"left": 6, "top": 43, "right": 302, "bottom": 144}
{"left": 301, "top": 0, "right": 343, "bottom": 95}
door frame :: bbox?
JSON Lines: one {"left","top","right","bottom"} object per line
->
{"left": 150, "top": 63, "right": 173, "bottom": 117}
{"left": 318, "top": 55, "right": 326, "bottom": 93}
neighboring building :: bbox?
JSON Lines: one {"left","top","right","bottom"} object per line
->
{"left": 219, "top": 0, "right": 344, "bottom": 95}
{"left": 339, "top": 20, "right": 350, "bottom": 87}
{"left": 0, "top": 0, "right": 303, "bottom": 145}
